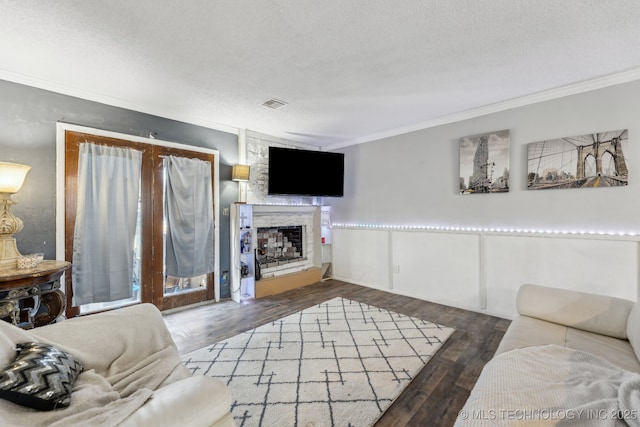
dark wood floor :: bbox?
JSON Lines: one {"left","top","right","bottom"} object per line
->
{"left": 163, "top": 279, "right": 511, "bottom": 427}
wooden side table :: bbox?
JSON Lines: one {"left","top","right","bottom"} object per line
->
{"left": 0, "top": 260, "right": 71, "bottom": 329}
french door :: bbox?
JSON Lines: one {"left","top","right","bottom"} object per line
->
{"left": 64, "top": 130, "right": 216, "bottom": 317}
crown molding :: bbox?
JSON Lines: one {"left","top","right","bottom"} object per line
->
{"left": 324, "top": 67, "right": 640, "bottom": 151}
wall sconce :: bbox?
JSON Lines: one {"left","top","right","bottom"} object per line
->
{"left": 232, "top": 164, "right": 250, "bottom": 182}
{"left": 232, "top": 164, "right": 250, "bottom": 203}
{"left": 0, "top": 162, "right": 31, "bottom": 268}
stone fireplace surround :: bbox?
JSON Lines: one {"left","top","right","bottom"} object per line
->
{"left": 256, "top": 225, "right": 305, "bottom": 268}
{"left": 252, "top": 205, "right": 320, "bottom": 278}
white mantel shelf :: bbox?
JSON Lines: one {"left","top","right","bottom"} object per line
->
{"left": 252, "top": 205, "right": 320, "bottom": 214}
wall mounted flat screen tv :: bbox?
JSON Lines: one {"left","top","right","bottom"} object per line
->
{"left": 268, "top": 146, "right": 344, "bottom": 197}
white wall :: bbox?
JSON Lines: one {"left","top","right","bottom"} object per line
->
{"left": 328, "top": 80, "right": 640, "bottom": 318}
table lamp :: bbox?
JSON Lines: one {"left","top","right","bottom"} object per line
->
{"left": 0, "top": 162, "right": 31, "bottom": 268}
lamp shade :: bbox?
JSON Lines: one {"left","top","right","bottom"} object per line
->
{"left": 0, "top": 162, "right": 31, "bottom": 193}
{"left": 232, "top": 164, "right": 250, "bottom": 182}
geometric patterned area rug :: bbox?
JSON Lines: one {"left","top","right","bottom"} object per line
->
{"left": 182, "top": 297, "right": 454, "bottom": 427}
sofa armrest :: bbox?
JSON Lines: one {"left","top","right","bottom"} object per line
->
{"left": 119, "top": 375, "right": 235, "bottom": 427}
{"left": 516, "top": 284, "right": 634, "bottom": 339}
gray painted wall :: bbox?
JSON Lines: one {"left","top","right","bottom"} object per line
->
{"left": 0, "top": 79, "right": 238, "bottom": 297}
{"left": 329, "top": 79, "right": 640, "bottom": 233}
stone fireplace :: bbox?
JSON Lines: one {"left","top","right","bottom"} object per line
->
{"left": 231, "top": 203, "right": 326, "bottom": 302}
{"left": 256, "top": 225, "right": 306, "bottom": 270}
{"left": 252, "top": 205, "right": 319, "bottom": 278}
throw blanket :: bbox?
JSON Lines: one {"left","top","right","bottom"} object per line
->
{"left": 0, "top": 305, "right": 182, "bottom": 427}
{"left": 456, "top": 345, "right": 640, "bottom": 427}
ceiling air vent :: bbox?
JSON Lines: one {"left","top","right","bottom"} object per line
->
{"left": 261, "top": 98, "right": 287, "bottom": 109}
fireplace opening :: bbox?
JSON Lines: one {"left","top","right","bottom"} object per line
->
{"left": 256, "top": 225, "right": 306, "bottom": 269}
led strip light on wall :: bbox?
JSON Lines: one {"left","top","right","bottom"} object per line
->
{"left": 331, "top": 223, "right": 640, "bottom": 238}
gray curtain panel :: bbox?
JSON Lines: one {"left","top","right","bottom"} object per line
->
{"left": 72, "top": 143, "right": 142, "bottom": 306}
{"left": 164, "top": 155, "right": 214, "bottom": 278}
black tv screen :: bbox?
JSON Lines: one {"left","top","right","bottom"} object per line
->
{"left": 268, "top": 147, "right": 344, "bottom": 197}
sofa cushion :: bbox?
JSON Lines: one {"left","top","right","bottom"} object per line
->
{"left": 627, "top": 301, "right": 640, "bottom": 361}
{"left": 456, "top": 345, "right": 640, "bottom": 427}
{"left": 498, "top": 315, "right": 640, "bottom": 372}
{"left": 516, "top": 284, "right": 633, "bottom": 339}
{"left": 0, "top": 318, "right": 39, "bottom": 368}
{"left": 0, "top": 343, "right": 83, "bottom": 410}
{"left": 566, "top": 328, "right": 640, "bottom": 373}
{"left": 495, "top": 315, "right": 567, "bottom": 356}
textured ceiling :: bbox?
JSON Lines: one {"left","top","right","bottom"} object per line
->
{"left": 1, "top": 0, "right": 640, "bottom": 149}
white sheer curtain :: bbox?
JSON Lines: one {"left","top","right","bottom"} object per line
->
{"left": 164, "top": 155, "right": 214, "bottom": 278}
{"left": 72, "top": 143, "right": 142, "bottom": 306}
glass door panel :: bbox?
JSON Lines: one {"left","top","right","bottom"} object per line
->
{"left": 154, "top": 146, "right": 216, "bottom": 311}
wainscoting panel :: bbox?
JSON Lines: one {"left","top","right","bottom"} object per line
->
{"left": 391, "top": 231, "right": 481, "bottom": 310}
{"left": 332, "top": 227, "right": 640, "bottom": 319}
{"left": 332, "top": 228, "right": 391, "bottom": 290}
{"left": 484, "top": 235, "right": 639, "bottom": 317}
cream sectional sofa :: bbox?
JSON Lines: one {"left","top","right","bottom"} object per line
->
{"left": 456, "top": 284, "right": 640, "bottom": 426}
{"left": 0, "top": 303, "right": 235, "bottom": 427}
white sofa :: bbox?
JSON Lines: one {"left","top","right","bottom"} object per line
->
{"left": 0, "top": 303, "right": 235, "bottom": 427}
{"left": 456, "top": 284, "right": 640, "bottom": 426}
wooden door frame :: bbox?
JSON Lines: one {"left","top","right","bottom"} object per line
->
{"left": 56, "top": 123, "right": 221, "bottom": 315}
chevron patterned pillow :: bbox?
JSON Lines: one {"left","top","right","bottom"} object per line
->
{"left": 0, "top": 342, "right": 83, "bottom": 411}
